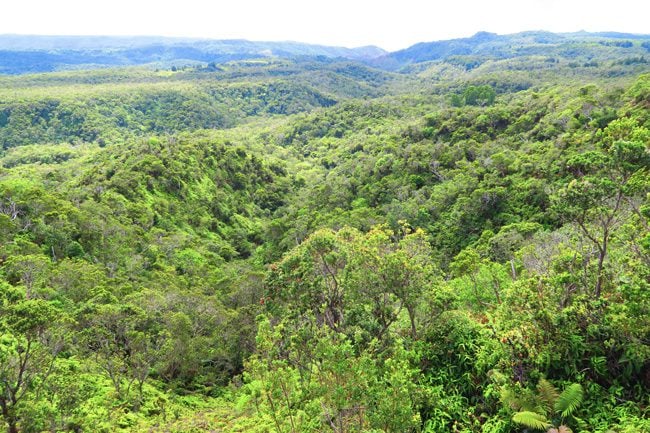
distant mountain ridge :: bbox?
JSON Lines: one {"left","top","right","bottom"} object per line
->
{"left": 0, "top": 31, "right": 649, "bottom": 74}
{"left": 376, "top": 30, "right": 650, "bottom": 69}
{"left": 0, "top": 35, "right": 386, "bottom": 74}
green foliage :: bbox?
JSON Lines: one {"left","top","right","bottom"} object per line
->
{"left": 555, "top": 384, "right": 584, "bottom": 418}
{"left": 463, "top": 85, "right": 497, "bottom": 106}
{"left": 0, "top": 39, "right": 649, "bottom": 433}
{"left": 512, "top": 411, "right": 551, "bottom": 430}
{"left": 507, "top": 379, "right": 584, "bottom": 433}
{"left": 450, "top": 85, "right": 497, "bottom": 107}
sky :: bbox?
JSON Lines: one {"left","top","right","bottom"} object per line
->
{"left": 1, "top": 0, "right": 649, "bottom": 51}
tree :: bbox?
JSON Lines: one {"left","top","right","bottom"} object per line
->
{"left": 2, "top": 254, "right": 49, "bottom": 299}
{"left": 463, "top": 85, "right": 496, "bottom": 107}
{"left": 266, "top": 225, "right": 437, "bottom": 341}
{"left": 346, "top": 225, "right": 437, "bottom": 340}
{"left": 554, "top": 119, "right": 650, "bottom": 297}
{"left": 79, "top": 302, "right": 165, "bottom": 410}
{"left": 266, "top": 228, "right": 348, "bottom": 332}
{"left": 0, "top": 283, "right": 63, "bottom": 433}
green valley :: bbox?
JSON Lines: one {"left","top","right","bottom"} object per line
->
{"left": 0, "top": 31, "right": 649, "bottom": 432}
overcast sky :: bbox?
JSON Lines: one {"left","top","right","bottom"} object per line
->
{"left": 1, "top": 0, "right": 648, "bottom": 51}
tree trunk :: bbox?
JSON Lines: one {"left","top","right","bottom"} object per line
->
{"left": 595, "top": 231, "right": 608, "bottom": 298}
{"left": 406, "top": 304, "right": 417, "bottom": 340}
{"left": 1, "top": 399, "right": 18, "bottom": 433}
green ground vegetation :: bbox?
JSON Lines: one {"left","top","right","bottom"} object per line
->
{"left": 0, "top": 33, "right": 649, "bottom": 432}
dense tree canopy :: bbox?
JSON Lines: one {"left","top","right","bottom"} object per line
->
{"left": 0, "top": 34, "right": 648, "bottom": 433}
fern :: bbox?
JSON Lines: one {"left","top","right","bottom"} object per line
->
{"left": 512, "top": 411, "right": 551, "bottom": 430}
{"left": 554, "top": 383, "right": 583, "bottom": 418}
{"left": 505, "top": 381, "right": 583, "bottom": 431}
{"left": 536, "top": 379, "right": 559, "bottom": 415}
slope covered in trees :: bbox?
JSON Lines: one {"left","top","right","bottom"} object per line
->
{"left": 0, "top": 32, "right": 649, "bottom": 432}
{"left": 0, "top": 35, "right": 386, "bottom": 74}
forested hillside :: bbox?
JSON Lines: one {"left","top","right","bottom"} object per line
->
{"left": 0, "top": 32, "right": 649, "bottom": 433}
{"left": 0, "top": 35, "right": 386, "bottom": 74}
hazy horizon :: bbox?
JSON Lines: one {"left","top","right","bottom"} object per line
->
{"left": 3, "top": 0, "right": 649, "bottom": 51}
{"left": 2, "top": 29, "right": 650, "bottom": 52}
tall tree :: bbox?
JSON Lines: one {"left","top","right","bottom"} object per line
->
{"left": 0, "top": 283, "right": 63, "bottom": 433}
{"left": 554, "top": 119, "right": 650, "bottom": 297}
